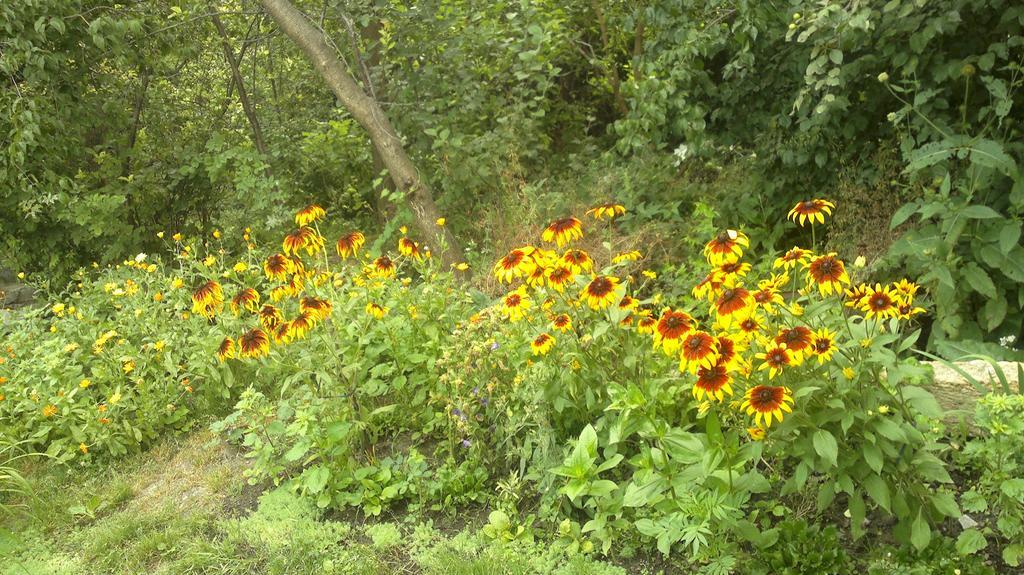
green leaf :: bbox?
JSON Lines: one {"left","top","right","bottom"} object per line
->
{"left": 983, "top": 296, "right": 1008, "bottom": 331}
{"left": 622, "top": 478, "right": 664, "bottom": 507}
{"left": 890, "top": 201, "right": 921, "bottom": 229}
{"left": 910, "top": 509, "right": 931, "bottom": 551}
{"left": 962, "top": 263, "right": 997, "bottom": 298}
{"left": 959, "top": 205, "right": 1002, "bottom": 219}
{"left": 956, "top": 529, "right": 987, "bottom": 556}
{"left": 931, "top": 491, "right": 959, "bottom": 517}
{"left": 864, "top": 474, "right": 891, "bottom": 512}
{"left": 813, "top": 430, "right": 839, "bottom": 467}
{"left": 1003, "top": 543, "right": 1024, "bottom": 567}
{"left": 999, "top": 220, "right": 1022, "bottom": 255}
{"left": 863, "top": 442, "right": 884, "bottom": 474}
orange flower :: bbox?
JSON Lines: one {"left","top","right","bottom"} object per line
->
{"left": 653, "top": 309, "right": 694, "bottom": 355}
{"left": 501, "top": 286, "right": 532, "bottom": 322}
{"left": 580, "top": 276, "right": 620, "bottom": 309}
{"left": 264, "top": 254, "right": 295, "bottom": 281}
{"left": 742, "top": 385, "right": 794, "bottom": 427}
{"left": 238, "top": 328, "right": 270, "bottom": 358}
{"left": 806, "top": 253, "right": 850, "bottom": 295}
{"left": 861, "top": 284, "right": 900, "bottom": 319}
{"left": 787, "top": 199, "right": 835, "bottom": 226}
{"left": 258, "top": 304, "right": 284, "bottom": 331}
{"left": 336, "top": 232, "right": 366, "bottom": 259}
{"left": 493, "top": 248, "right": 536, "bottom": 283}
{"left": 371, "top": 255, "right": 397, "bottom": 279}
{"left": 693, "top": 361, "right": 733, "bottom": 402}
{"left": 756, "top": 344, "right": 793, "bottom": 379}
{"left": 561, "top": 249, "right": 594, "bottom": 274}
{"left": 774, "top": 247, "right": 811, "bottom": 271}
{"left": 531, "top": 333, "right": 556, "bottom": 355}
{"left": 300, "top": 297, "right": 333, "bottom": 321}
{"left": 191, "top": 281, "right": 224, "bottom": 319}
{"left": 217, "top": 337, "right": 236, "bottom": 362}
{"left": 230, "top": 288, "right": 261, "bottom": 315}
{"left": 585, "top": 203, "right": 626, "bottom": 221}
{"left": 295, "top": 204, "right": 326, "bottom": 226}
{"left": 703, "top": 230, "right": 749, "bottom": 264}
{"left": 282, "top": 226, "right": 324, "bottom": 257}
{"left": 714, "top": 286, "right": 753, "bottom": 320}
{"left": 546, "top": 266, "right": 575, "bottom": 292}
{"left": 542, "top": 217, "right": 584, "bottom": 247}
{"left": 678, "top": 331, "right": 718, "bottom": 374}
{"left": 774, "top": 326, "right": 813, "bottom": 362}
{"left": 551, "top": 313, "right": 573, "bottom": 332}
{"left": 398, "top": 237, "right": 422, "bottom": 260}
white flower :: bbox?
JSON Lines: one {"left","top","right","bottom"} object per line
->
{"left": 134, "top": 253, "right": 148, "bottom": 263}
{"left": 672, "top": 143, "right": 690, "bottom": 166}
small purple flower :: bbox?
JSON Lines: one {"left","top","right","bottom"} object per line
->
{"left": 480, "top": 397, "right": 489, "bottom": 407}
{"left": 461, "top": 439, "right": 472, "bottom": 448}
{"left": 452, "top": 408, "right": 462, "bottom": 418}
{"left": 490, "top": 342, "right": 499, "bottom": 351}
{"left": 471, "top": 386, "right": 479, "bottom": 396}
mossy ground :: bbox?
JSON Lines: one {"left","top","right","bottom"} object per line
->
{"left": 0, "top": 431, "right": 632, "bottom": 575}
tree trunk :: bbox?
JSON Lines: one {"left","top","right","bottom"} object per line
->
{"left": 258, "top": 0, "right": 464, "bottom": 273}
{"left": 590, "top": 0, "right": 628, "bottom": 116}
{"left": 211, "top": 13, "right": 270, "bottom": 159}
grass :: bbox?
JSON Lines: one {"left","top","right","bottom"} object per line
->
{"left": 0, "top": 431, "right": 632, "bottom": 575}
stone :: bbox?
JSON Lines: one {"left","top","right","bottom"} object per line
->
{"left": 925, "top": 360, "right": 1023, "bottom": 422}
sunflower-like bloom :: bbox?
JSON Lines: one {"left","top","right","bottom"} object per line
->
{"left": 693, "top": 361, "right": 733, "bottom": 402}
{"left": 861, "top": 283, "right": 900, "bottom": 319}
{"left": 805, "top": 253, "right": 850, "bottom": 295}
{"left": 398, "top": 237, "right": 422, "bottom": 260}
{"left": 581, "top": 275, "right": 621, "bottom": 309}
{"left": 773, "top": 247, "right": 811, "bottom": 271}
{"left": 715, "top": 334, "right": 746, "bottom": 372}
{"left": 531, "top": 333, "right": 556, "bottom": 355}
{"left": 217, "top": 337, "right": 236, "bottom": 362}
{"left": 230, "top": 288, "right": 261, "bottom": 315}
{"left": 774, "top": 326, "right": 813, "bottom": 363}
{"left": 736, "top": 314, "right": 763, "bottom": 341}
{"left": 892, "top": 279, "right": 919, "bottom": 302}
{"left": 282, "top": 226, "right": 325, "bottom": 257}
{"left": 501, "top": 286, "right": 532, "bottom": 322}
{"left": 692, "top": 271, "right": 724, "bottom": 302}
{"left": 742, "top": 385, "right": 794, "bottom": 427}
{"left": 678, "top": 331, "right": 718, "bottom": 374}
{"left": 561, "top": 249, "right": 594, "bottom": 274}
{"left": 272, "top": 322, "right": 292, "bottom": 344}
{"left": 618, "top": 295, "right": 639, "bottom": 312}
{"left": 542, "top": 217, "right": 584, "bottom": 247}
{"left": 844, "top": 284, "right": 871, "bottom": 308}
{"left": 288, "top": 312, "right": 316, "bottom": 340}
{"left": 704, "top": 230, "right": 749, "bottom": 264}
{"left": 264, "top": 254, "right": 295, "bottom": 281}
{"left": 300, "top": 297, "right": 333, "bottom": 321}
{"left": 493, "top": 248, "right": 535, "bottom": 283}
{"left": 653, "top": 308, "right": 694, "bottom": 355}
{"left": 585, "top": 203, "right": 626, "bottom": 221}
{"left": 810, "top": 328, "right": 837, "bottom": 363}
{"left": 371, "top": 255, "right": 396, "bottom": 279}
{"left": 238, "top": 328, "right": 270, "bottom": 358}
{"left": 336, "top": 232, "right": 366, "bottom": 259}
{"left": 295, "top": 204, "right": 326, "bottom": 226}
{"left": 896, "top": 302, "right": 927, "bottom": 320}
{"left": 717, "top": 261, "right": 752, "bottom": 282}
{"left": 612, "top": 250, "right": 642, "bottom": 264}
{"left": 544, "top": 266, "right": 575, "bottom": 292}
{"left": 756, "top": 344, "right": 793, "bottom": 379}
{"left": 636, "top": 314, "right": 657, "bottom": 335}
{"left": 191, "top": 281, "right": 224, "bottom": 319}
{"left": 714, "top": 286, "right": 754, "bottom": 322}
{"left": 751, "top": 286, "right": 784, "bottom": 314}
{"left": 365, "top": 302, "right": 388, "bottom": 320}
{"left": 551, "top": 313, "right": 573, "bottom": 332}
{"left": 258, "top": 305, "right": 284, "bottom": 331}
{"left": 787, "top": 199, "right": 835, "bottom": 226}
{"left": 524, "top": 266, "right": 548, "bottom": 288}
{"left": 747, "top": 427, "right": 767, "bottom": 441}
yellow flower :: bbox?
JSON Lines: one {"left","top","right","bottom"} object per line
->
{"left": 49, "top": 325, "right": 57, "bottom": 333}
{"left": 878, "top": 405, "right": 890, "bottom": 415}
{"left": 213, "top": 229, "right": 222, "bottom": 239}
{"left": 110, "top": 391, "right": 122, "bottom": 405}
{"left": 122, "top": 360, "right": 135, "bottom": 374}
{"left": 17, "top": 272, "right": 25, "bottom": 279}
{"left": 454, "top": 262, "right": 469, "bottom": 271}
{"left": 365, "top": 302, "right": 389, "bottom": 319}
{"left": 79, "top": 379, "right": 91, "bottom": 389}
{"left": 52, "top": 303, "right": 66, "bottom": 316}
{"left": 154, "top": 340, "right": 166, "bottom": 352}
{"left": 233, "top": 262, "right": 248, "bottom": 273}
{"left": 171, "top": 278, "right": 184, "bottom": 289}
{"left": 79, "top": 443, "right": 88, "bottom": 454}
{"left": 436, "top": 217, "right": 446, "bottom": 227}
{"left": 157, "top": 231, "right": 165, "bottom": 238}
{"left": 747, "top": 427, "right": 766, "bottom": 441}
{"left": 172, "top": 233, "right": 183, "bottom": 241}
{"left": 42, "top": 404, "right": 58, "bottom": 417}
{"left": 153, "top": 292, "right": 164, "bottom": 302}
{"left": 612, "top": 251, "right": 642, "bottom": 264}
{"left": 842, "top": 367, "right": 855, "bottom": 380}
{"left": 399, "top": 225, "right": 408, "bottom": 235}
{"left": 642, "top": 270, "right": 657, "bottom": 279}
{"left": 204, "top": 255, "right": 216, "bottom": 266}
